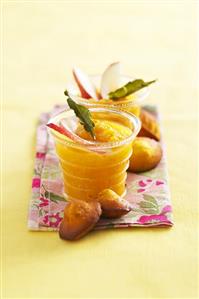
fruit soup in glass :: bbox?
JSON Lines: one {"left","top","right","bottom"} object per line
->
{"left": 48, "top": 108, "right": 141, "bottom": 202}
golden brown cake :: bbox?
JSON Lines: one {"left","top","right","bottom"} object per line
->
{"left": 59, "top": 199, "right": 101, "bottom": 240}
{"left": 97, "top": 189, "right": 131, "bottom": 218}
{"left": 129, "top": 137, "right": 162, "bottom": 173}
{"left": 138, "top": 109, "right": 161, "bottom": 141}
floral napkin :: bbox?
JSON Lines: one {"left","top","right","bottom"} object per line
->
{"left": 28, "top": 105, "right": 173, "bottom": 231}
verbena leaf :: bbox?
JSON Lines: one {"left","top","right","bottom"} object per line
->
{"left": 66, "top": 96, "right": 95, "bottom": 139}
{"left": 64, "top": 89, "right": 69, "bottom": 96}
{"left": 108, "top": 79, "right": 156, "bottom": 100}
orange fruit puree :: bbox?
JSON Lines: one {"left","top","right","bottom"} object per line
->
{"left": 76, "top": 119, "right": 131, "bottom": 142}
{"left": 55, "top": 119, "right": 132, "bottom": 201}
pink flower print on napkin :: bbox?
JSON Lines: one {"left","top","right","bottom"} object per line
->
{"left": 161, "top": 205, "right": 172, "bottom": 214}
{"left": 156, "top": 180, "right": 164, "bottom": 186}
{"left": 138, "top": 180, "right": 147, "bottom": 187}
{"left": 137, "top": 204, "right": 172, "bottom": 225}
{"left": 136, "top": 179, "right": 165, "bottom": 194}
{"left": 138, "top": 214, "right": 168, "bottom": 224}
{"left": 39, "top": 197, "right": 49, "bottom": 208}
{"left": 42, "top": 179, "right": 64, "bottom": 197}
{"left": 32, "top": 178, "right": 41, "bottom": 188}
{"left": 42, "top": 212, "right": 62, "bottom": 228}
{"left": 126, "top": 175, "right": 164, "bottom": 195}
{"left": 137, "top": 188, "right": 146, "bottom": 193}
{"left": 36, "top": 152, "right": 46, "bottom": 159}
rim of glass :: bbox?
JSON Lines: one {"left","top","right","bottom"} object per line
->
{"left": 48, "top": 107, "right": 141, "bottom": 150}
{"left": 75, "top": 96, "right": 144, "bottom": 108}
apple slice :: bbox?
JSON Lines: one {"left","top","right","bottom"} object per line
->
{"left": 73, "top": 66, "right": 99, "bottom": 100}
{"left": 47, "top": 123, "right": 76, "bottom": 141}
{"left": 100, "top": 62, "right": 121, "bottom": 99}
{"left": 47, "top": 122, "right": 91, "bottom": 145}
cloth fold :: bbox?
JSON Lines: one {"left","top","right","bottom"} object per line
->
{"left": 28, "top": 105, "right": 173, "bottom": 231}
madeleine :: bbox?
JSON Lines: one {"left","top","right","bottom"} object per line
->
{"left": 97, "top": 189, "right": 131, "bottom": 218}
{"left": 138, "top": 109, "right": 161, "bottom": 141}
{"left": 59, "top": 199, "right": 101, "bottom": 241}
{"left": 129, "top": 137, "right": 162, "bottom": 173}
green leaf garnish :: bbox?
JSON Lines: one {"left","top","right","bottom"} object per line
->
{"left": 64, "top": 89, "right": 69, "bottom": 96}
{"left": 66, "top": 96, "right": 95, "bottom": 139}
{"left": 108, "top": 79, "right": 156, "bottom": 100}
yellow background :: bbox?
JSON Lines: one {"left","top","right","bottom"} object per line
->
{"left": 2, "top": 1, "right": 198, "bottom": 298}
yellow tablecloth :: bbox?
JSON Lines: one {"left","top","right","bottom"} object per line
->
{"left": 2, "top": 1, "right": 198, "bottom": 298}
